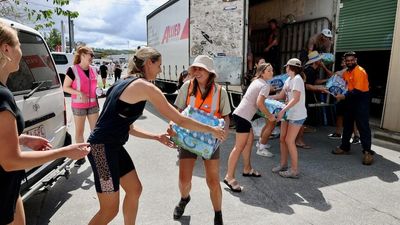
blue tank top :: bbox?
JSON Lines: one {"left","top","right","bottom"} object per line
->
{"left": 88, "top": 77, "right": 146, "bottom": 145}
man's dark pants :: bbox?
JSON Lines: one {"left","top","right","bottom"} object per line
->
{"left": 340, "top": 91, "right": 374, "bottom": 154}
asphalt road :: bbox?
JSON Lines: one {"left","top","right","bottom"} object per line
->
{"left": 24, "top": 96, "right": 400, "bottom": 225}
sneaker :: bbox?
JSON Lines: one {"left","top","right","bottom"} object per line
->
{"left": 272, "top": 165, "right": 288, "bottom": 173}
{"left": 74, "top": 158, "right": 86, "bottom": 167}
{"left": 173, "top": 195, "right": 191, "bottom": 220}
{"left": 327, "top": 133, "right": 342, "bottom": 139}
{"left": 279, "top": 169, "right": 299, "bottom": 179}
{"left": 256, "top": 148, "right": 274, "bottom": 157}
{"left": 257, "top": 142, "right": 271, "bottom": 149}
{"left": 362, "top": 152, "right": 374, "bottom": 165}
{"left": 351, "top": 136, "right": 361, "bottom": 145}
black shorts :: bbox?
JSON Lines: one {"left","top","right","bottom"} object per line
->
{"left": 233, "top": 114, "right": 252, "bottom": 133}
{"left": 178, "top": 147, "right": 220, "bottom": 160}
{"left": 0, "top": 170, "right": 24, "bottom": 225}
{"left": 100, "top": 73, "right": 107, "bottom": 79}
{"left": 88, "top": 144, "right": 135, "bottom": 193}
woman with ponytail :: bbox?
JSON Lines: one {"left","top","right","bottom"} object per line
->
{"left": 86, "top": 48, "right": 225, "bottom": 225}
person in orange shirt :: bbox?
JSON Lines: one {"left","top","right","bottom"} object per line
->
{"left": 331, "top": 51, "right": 375, "bottom": 165}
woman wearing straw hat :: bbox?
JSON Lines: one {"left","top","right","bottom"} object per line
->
{"left": 172, "top": 55, "right": 231, "bottom": 225}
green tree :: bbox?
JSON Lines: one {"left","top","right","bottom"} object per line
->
{"left": 45, "top": 28, "right": 61, "bottom": 51}
{"left": 0, "top": 0, "right": 79, "bottom": 30}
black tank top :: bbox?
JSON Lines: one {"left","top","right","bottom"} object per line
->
{"left": 88, "top": 77, "right": 146, "bottom": 145}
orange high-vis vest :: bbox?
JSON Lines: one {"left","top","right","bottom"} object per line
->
{"left": 343, "top": 65, "right": 369, "bottom": 92}
{"left": 186, "top": 80, "right": 222, "bottom": 118}
{"left": 71, "top": 65, "right": 98, "bottom": 109}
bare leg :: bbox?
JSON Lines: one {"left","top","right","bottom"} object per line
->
{"left": 178, "top": 158, "right": 196, "bottom": 198}
{"left": 225, "top": 132, "right": 250, "bottom": 180}
{"left": 87, "top": 112, "right": 100, "bottom": 131}
{"left": 204, "top": 159, "right": 222, "bottom": 211}
{"left": 285, "top": 123, "right": 302, "bottom": 174}
{"left": 241, "top": 129, "right": 255, "bottom": 173}
{"left": 73, "top": 115, "right": 86, "bottom": 143}
{"left": 120, "top": 170, "right": 143, "bottom": 225}
{"left": 279, "top": 121, "right": 289, "bottom": 167}
{"left": 259, "top": 120, "right": 276, "bottom": 145}
{"left": 88, "top": 192, "right": 120, "bottom": 225}
{"left": 12, "top": 196, "right": 25, "bottom": 225}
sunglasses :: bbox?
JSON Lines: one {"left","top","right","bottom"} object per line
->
{"left": 87, "top": 53, "right": 95, "bottom": 58}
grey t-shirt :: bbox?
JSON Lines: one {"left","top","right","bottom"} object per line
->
{"left": 233, "top": 78, "right": 270, "bottom": 122}
{"left": 174, "top": 80, "right": 231, "bottom": 117}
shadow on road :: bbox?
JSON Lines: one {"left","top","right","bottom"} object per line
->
{"left": 145, "top": 100, "right": 400, "bottom": 216}
{"left": 25, "top": 164, "right": 94, "bottom": 225}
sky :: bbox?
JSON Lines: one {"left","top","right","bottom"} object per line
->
{"left": 27, "top": 0, "right": 170, "bottom": 50}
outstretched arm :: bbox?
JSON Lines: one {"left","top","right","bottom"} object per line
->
{"left": 128, "top": 124, "right": 175, "bottom": 148}
{"left": 0, "top": 111, "right": 90, "bottom": 172}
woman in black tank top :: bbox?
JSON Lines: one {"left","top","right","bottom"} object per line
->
{"left": 86, "top": 47, "right": 225, "bottom": 225}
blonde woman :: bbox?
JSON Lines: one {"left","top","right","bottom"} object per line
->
{"left": 86, "top": 47, "right": 225, "bottom": 225}
{"left": 224, "top": 63, "right": 275, "bottom": 192}
{"left": 63, "top": 46, "right": 99, "bottom": 166}
{"left": 0, "top": 22, "right": 89, "bottom": 225}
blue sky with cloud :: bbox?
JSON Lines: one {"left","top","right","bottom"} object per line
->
{"left": 24, "top": 0, "right": 169, "bottom": 49}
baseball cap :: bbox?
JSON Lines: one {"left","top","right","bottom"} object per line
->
{"left": 284, "top": 58, "right": 302, "bottom": 67}
{"left": 321, "top": 28, "right": 333, "bottom": 38}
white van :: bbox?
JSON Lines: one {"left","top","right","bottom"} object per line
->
{"left": 51, "top": 52, "right": 74, "bottom": 85}
{"left": 0, "top": 18, "right": 73, "bottom": 201}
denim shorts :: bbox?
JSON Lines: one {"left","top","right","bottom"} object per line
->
{"left": 72, "top": 106, "right": 100, "bottom": 116}
{"left": 287, "top": 118, "right": 306, "bottom": 126}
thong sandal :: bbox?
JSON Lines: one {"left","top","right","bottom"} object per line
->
{"left": 296, "top": 143, "right": 312, "bottom": 149}
{"left": 242, "top": 168, "right": 261, "bottom": 177}
{"left": 223, "top": 178, "right": 242, "bottom": 192}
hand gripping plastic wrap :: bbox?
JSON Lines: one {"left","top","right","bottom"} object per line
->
{"left": 171, "top": 105, "right": 225, "bottom": 159}
{"left": 268, "top": 73, "right": 289, "bottom": 91}
{"left": 256, "top": 99, "right": 288, "bottom": 120}
{"left": 321, "top": 53, "right": 335, "bottom": 65}
{"left": 326, "top": 74, "right": 347, "bottom": 96}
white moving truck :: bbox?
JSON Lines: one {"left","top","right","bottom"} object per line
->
{"left": 148, "top": 0, "right": 398, "bottom": 121}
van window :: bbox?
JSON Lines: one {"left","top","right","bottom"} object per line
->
{"left": 7, "top": 31, "right": 60, "bottom": 95}
{"left": 52, "top": 53, "right": 69, "bottom": 65}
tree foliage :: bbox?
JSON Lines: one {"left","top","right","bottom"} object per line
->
{"left": 0, "top": 0, "right": 79, "bottom": 30}
{"left": 44, "top": 28, "right": 61, "bottom": 51}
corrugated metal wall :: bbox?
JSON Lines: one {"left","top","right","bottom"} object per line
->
{"left": 336, "top": 0, "right": 397, "bottom": 52}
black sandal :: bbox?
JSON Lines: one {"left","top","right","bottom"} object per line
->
{"left": 223, "top": 178, "right": 242, "bottom": 192}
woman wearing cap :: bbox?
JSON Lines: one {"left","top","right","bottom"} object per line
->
{"left": 270, "top": 58, "right": 307, "bottom": 178}
{"left": 224, "top": 63, "right": 275, "bottom": 192}
{"left": 86, "top": 47, "right": 225, "bottom": 225}
{"left": 63, "top": 46, "right": 100, "bottom": 166}
{"left": 172, "top": 55, "right": 230, "bottom": 225}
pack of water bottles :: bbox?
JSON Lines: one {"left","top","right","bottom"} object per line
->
{"left": 326, "top": 75, "right": 347, "bottom": 96}
{"left": 321, "top": 53, "right": 335, "bottom": 65}
{"left": 257, "top": 99, "right": 288, "bottom": 120}
{"left": 171, "top": 105, "right": 225, "bottom": 159}
{"left": 268, "top": 73, "right": 289, "bottom": 90}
